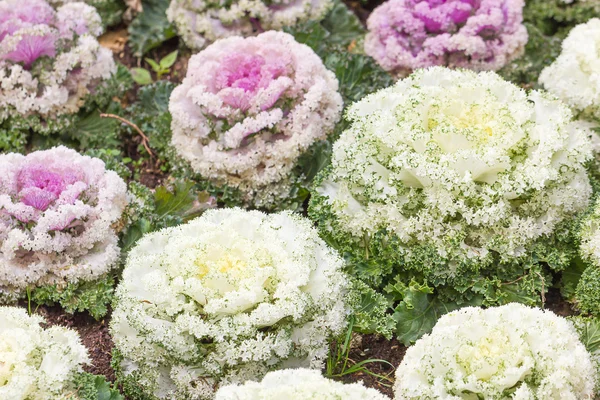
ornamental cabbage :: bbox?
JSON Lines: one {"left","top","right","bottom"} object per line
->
{"left": 0, "top": 0, "right": 117, "bottom": 135}
{"left": 0, "top": 146, "right": 128, "bottom": 302}
{"left": 365, "top": 0, "right": 528, "bottom": 75}
{"left": 394, "top": 303, "right": 597, "bottom": 399}
{"left": 167, "top": 0, "right": 333, "bottom": 50}
{"left": 110, "top": 208, "right": 350, "bottom": 399}
{"left": 169, "top": 31, "right": 342, "bottom": 208}
{"left": 309, "top": 67, "right": 593, "bottom": 335}
{"left": 0, "top": 306, "right": 90, "bottom": 399}
{"left": 215, "top": 368, "right": 390, "bottom": 400}
{"left": 539, "top": 19, "right": 600, "bottom": 119}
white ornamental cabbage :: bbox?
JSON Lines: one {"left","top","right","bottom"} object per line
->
{"left": 169, "top": 31, "right": 342, "bottom": 208}
{"left": 394, "top": 303, "right": 597, "bottom": 400}
{"left": 0, "top": 146, "right": 128, "bottom": 299}
{"left": 0, "top": 306, "right": 90, "bottom": 399}
{"left": 540, "top": 19, "right": 600, "bottom": 119}
{"left": 167, "top": 0, "right": 332, "bottom": 50}
{"left": 215, "top": 368, "right": 390, "bottom": 400}
{"left": 110, "top": 208, "right": 350, "bottom": 400}
{"left": 313, "top": 66, "right": 592, "bottom": 270}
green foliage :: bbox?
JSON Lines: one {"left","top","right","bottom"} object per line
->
{"left": 286, "top": 1, "right": 392, "bottom": 105}
{"left": 132, "top": 51, "right": 179, "bottom": 85}
{"left": 524, "top": 0, "right": 600, "bottom": 37}
{"left": 0, "top": 123, "right": 29, "bottom": 153}
{"left": 572, "top": 316, "right": 600, "bottom": 354}
{"left": 120, "top": 180, "right": 215, "bottom": 253}
{"left": 111, "top": 349, "right": 155, "bottom": 400}
{"left": 30, "top": 274, "right": 116, "bottom": 320}
{"left": 124, "top": 81, "right": 174, "bottom": 162}
{"left": 85, "top": 148, "right": 133, "bottom": 180}
{"left": 74, "top": 372, "right": 123, "bottom": 400}
{"left": 131, "top": 68, "right": 153, "bottom": 85}
{"left": 386, "top": 279, "right": 466, "bottom": 346}
{"left": 1, "top": 63, "right": 131, "bottom": 152}
{"left": 577, "top": 267, "right": 600, "bottom": 316}
{"left": 128, "top": 0, "right": 176, "bottom": 57}
{"left": 349, "top": 280, "right": 395, "bottom": 338}
{"left": 497, "top": 23, "right": 562, "bottom": 89}
{"left": 561, "top": 256, "right": 588, "bottom": 302}
{"left": 308, "top": 168, "right": 574, "bottom": 341}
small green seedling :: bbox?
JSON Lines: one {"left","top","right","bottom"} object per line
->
{"left": 131, "top": 50, "right": 178, "bottom": 85}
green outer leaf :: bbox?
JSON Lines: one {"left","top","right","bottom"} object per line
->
{"left": 144, "top": 59, "right": 161, "bottom": 73}
{"left": 68, "top": 106, "right": 120, "bottom": 149}
{"left": 390, "top": 280, "right": 463, "bottom": 345}
{"left": 320, "top": 0, "right": 365, "bottom": 47}
{"left": 128, "top": 0, "right": 176, "bottom": 57}
{"left": 120, "top": 218, "right": 153, "bottom": 254}
{"left": 160, "top": 50, "right": 178, "bottom": 69}
{"left": 74, "top": 372, "right": 124, "bottom": 400}
{"left": 131, "top": 68, "right": 153, "bottom": 85}
{"left": 154, "top": 181, "right": 196, "bottom": 219}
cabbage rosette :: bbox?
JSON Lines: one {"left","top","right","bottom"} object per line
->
{"left": 365, "top": 0, "right": 528, "bottom": 74}
{"left": 0, "top": 0, "right": 117, "bottom": 136}
{"left": 0, "top": 306, "right": 90, "bottom": 399}
{"left": 110, "top": 208, "right": 350, "bottom": 399}
{"left": 0, "top": 146, "right": 128, "bottom": 301}
{"left": 215, "top": 368, "right": 390, "bottom": 400}
{"left": 309, "top": 67, "right": 593, "bottom": 334}
{"left": 169, "top": 31, "right": 343, "bottom": 208}
{"left": 540, "top": 18, "right": 600, "bottom": 119}
{"left": 394, "top": 303, "right": 597, "bottom": 399}
{"left": 167, "top": 0, "right": 333, "bottom": 50}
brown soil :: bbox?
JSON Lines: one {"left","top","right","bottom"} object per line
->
{"left": 36, "top": 305, "right": 116, "bottom": 382}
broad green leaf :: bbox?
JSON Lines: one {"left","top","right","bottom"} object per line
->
{"left": 131, "top": 67, "right": 153, "bottom": 85}
{"left": 128, "top": 0, "right": 176, "bottom": 56}
{"left": 94, "top": 375, "right": 123, "bottom": 400}
{"left": 391, "top": 280, "right": 463, "bottom": 345}
{"left": 154, "top": 181, "right": 196, "bottom": 220}
{"left": 120, "top": 218, "right": 153, "bottom": 254}
{"left": 560, "top": 256, "right": 588, "bottom": 302}
{"left": 160, "top": 50, "right": 178, "bottom": 69}
{"left": 569, "top": 316, "right": 600, "bottom": 354}
{"left": 144, "top": 58, "right": 161, "bottom": 73}
{"left": 69, "top": 107, "right": 120, "bottom": 149}
{"left": 320, "top": 1, "right": 365, "bottom": 47}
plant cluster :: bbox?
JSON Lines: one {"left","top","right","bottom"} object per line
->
{"left": 48, "top": 0, "right": 125, "bottom": 27}
{"left": 540, "top": 18, "right": 600, "bottom": 120}
{"left": 215, "top": 368, "right": 390, "bottom": 399}
{"left": 394, "top": 303, "right": 597, "bottom": 399}
{"left": 0, "top": 147, "right": 128, "bottom": 305}
{"left": 110, "top": 208, "right": 350, "bottom": 399}
{"left": 309, "top": 67, "right": 593, "bottom": 338}
{"left": 169, "top": 31, "right": 343, "bottom": 208}
{"left": 167, "top": 0, "right": 333, "bottom": 50}
{"left": 364, "top": 0, "right": 528, "bottom": 75}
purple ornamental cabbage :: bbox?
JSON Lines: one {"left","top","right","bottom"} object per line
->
{"left": 0, "top": 146, "right": 128, "bottom": 300}
{"left": 0, "top": 0, "right": 116, "bottom": 124}
{"left": 365, "top": 0, "right": 528, "bottom": 74}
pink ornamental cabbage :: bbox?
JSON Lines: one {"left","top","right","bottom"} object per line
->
{"left": 365, "top": 0, "right": 528, "bottom": 74}
{"left": 169, "top": 31, "right": 343, "bottom": 207}
{"left": 0, "top": 147, "right": 128, "bottom": 298}
{"left": 166, "top": 0, "right": 333, "bottom": 50}
{"left": 0, "top": 0, "right": 115, "bottom": 121}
